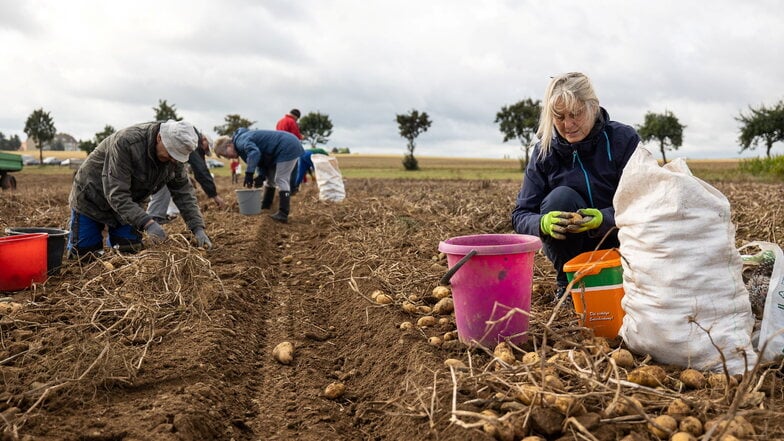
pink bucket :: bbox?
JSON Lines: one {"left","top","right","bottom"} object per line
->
{"left": 438, "top": 234, "right": 542, "bottom": 347}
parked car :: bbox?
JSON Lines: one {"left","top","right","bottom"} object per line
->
{"left": 60, "top": 158, "right": 84, "bottom": 167}
{"left": 206, "top": 158, "right": 225, "bottom": 168}
{"left": 42, "top": 157, "right": 61, "bottom": 165}
{"left": 20, "top": 155, "right": 40, "bottom": 165}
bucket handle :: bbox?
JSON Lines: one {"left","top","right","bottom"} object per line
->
{"left": 439, "top": 250, "right": 477, "bottom": 286}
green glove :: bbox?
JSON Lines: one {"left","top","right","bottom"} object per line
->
{"left": 573, "top": 208, "right": 603, "bottom": 232}
{"left": 540, "top": 211, "right": 571, "bottom": 240}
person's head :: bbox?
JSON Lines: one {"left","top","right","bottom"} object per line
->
{"left": 536, "top": 72, "right": 600, "bottom": 158}
{"left": 213, "top": 135, "right": 238, "bottom": 159}
{"left": 201, "top": 133, "right": 213, "bottom": 156}
{"left": 156, "top": 120, "right": 199, "bottom": 163}
{"left": 289, "top": 108, "right": 301, "bottom": 119}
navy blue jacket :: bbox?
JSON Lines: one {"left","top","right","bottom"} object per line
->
{"left": 232, "top": 129, "right": 305, "bottom": 175}
{"left": 512, "top": 108, "right": 639, "bottom": 238}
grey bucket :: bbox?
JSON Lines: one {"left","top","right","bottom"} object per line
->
{"left": 5, "top": 227, "right": 69, "bottom": 276}
{"left": 235, "top": 189, "right": 262, "bottom": 215}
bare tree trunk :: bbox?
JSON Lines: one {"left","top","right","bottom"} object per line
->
{"left": 660, "top": 141, "right": 668, "bottom": 164}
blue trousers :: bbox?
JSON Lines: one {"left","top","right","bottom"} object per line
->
{"left": 541, "top": 187, "right": 618, "bottom": 286}
{"left": 67, "top": 210, "right": 143, "bottom": 258}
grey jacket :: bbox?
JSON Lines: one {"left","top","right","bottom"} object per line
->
{"left": 69, "top": 122, "right": 205, "bottom": 232}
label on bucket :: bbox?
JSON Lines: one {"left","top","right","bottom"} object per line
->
{"left": 570, "top": 285, "right": 625, "bottom": 338}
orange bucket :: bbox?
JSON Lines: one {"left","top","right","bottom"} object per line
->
{"left": 563, "top": 249, "right": 625, "bottom": 338}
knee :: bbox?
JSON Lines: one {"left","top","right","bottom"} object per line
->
{"left": 541, "top": 187, "right": 587, "bottom": 213}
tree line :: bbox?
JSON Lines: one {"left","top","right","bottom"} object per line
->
{"left": 15, "top": 99, "right": 338, "bottom": 164}
{"left": 11, "top": 97, "right": 784, "bottom": 170}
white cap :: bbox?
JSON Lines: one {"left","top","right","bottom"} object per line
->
{"left": 160, "top": 120, "right": 198, "bottom": 162}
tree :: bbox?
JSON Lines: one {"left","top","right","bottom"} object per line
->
{"left": 95, "top": 125, "right": 115, "bottom": 145}
{"left": 299, "top": 112, "right": 334, "bottom": 148}
{"left": 0, "top": 133, "right": 21, "bottom": 151}
{"left": 396, "top": 109, "right": 432, "bottom": 171}
{"left": 78, "top": 124, "right": 116, "bottom": 155}
{"left": 153, "top": 99, "right": 182, "bottom": 122}
{"left": 495, "top": 98, "right": 541, "bottom": 170}
{"left": 736, "top": 101, "right": 784, "bottom": 158}
{"left": 24, "top": 108, "right": 57, "bottom": 164}
{"left": 214, "top": 114, "right": 255, "bottom": 136}
{"left": 637, "top": 110, "right": 685, "bottom": 164}
{"left": 8, "top": 134, "right": 21, "bottom": 150}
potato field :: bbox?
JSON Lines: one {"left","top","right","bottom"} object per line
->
{"left": 1, "top": 173, "right": 784, "bottom": 441}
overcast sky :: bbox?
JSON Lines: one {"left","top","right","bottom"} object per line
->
{"left": 1, "top": 1, "right": 782, "bottom": 159}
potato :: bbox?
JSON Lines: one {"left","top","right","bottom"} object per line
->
{"left": 401, "top": 301, "right": 418, "bottom": 313}
{"left": 428, "top": 336, "right": 443, "bottom": 347}
{"left": 437, "top": 317, "right": 450, "bottom": 326}
{"left": 670, "top": 432, "right": 697, "bottom": 441}
{"left": 521, "top": 351, "right": 541, "bottom": 365}
{"left": 705, "top": 416, "right": 755, "bottom": 438}
{"left": 552, "top": 396, "right": 586, "bottom": 416}
{"left": 587, "top": 337, "right": 611, "bottom": 355}
{"left": 543, "top": 374, "right": 564, "bottom": 390}
{"left": 610, "top": 349, "right": 635, "bottom": 368}
{"left": 370, "top": 290, "right": 384, "bottom": 300}
{"left": 493, "top": 342, "right": 516, "bottom": 365}
{"left": 432, "top": 285, "right": 451, "bottom": 299}
{"left": 647, "top": 414, "right": 677, "bottom": 439}
{"left": 272, "top": 341, "right": 294, "bottom": 365}
{"left": 627, "top": 365, "right": 666, "bottom": 387}
{"left": 666, "top": 398, "right": 690, "bottom": 416}
{"left": 399, "top": 321, "right": 414, "bottom": 330}
{"left": 416, "top": 305, "right": 433, "bottom": 314}
{"left": 0, "top": 302, "right": 23, "bottom": 316}
{"left": 707, "top": 373, "right": 738, "bottom": 389}
{"left": 416, "top": 316, "right": 437, "bottom": 327}
{"left": 604, "top": 396, "right": 642, "bottom": 417}
{"left": 375, "top": 294, "right": 393, "bottom": 304}
{"left": 679, "top": 369, "right": 707, "bottom": 389}
{"left": 324, "top": 382, "right": 346, "bottom": 399}
{"left": 679, "top": 416, "right": 703, "bottom": 437}
{"left": 443, "top": 331, "right": 458, "bottom": 341}
{"left": 515, "top": 384, "right": 542, "bottom": 405}
{"left": 433, "top": 297, "right": 454, "bottom": 315}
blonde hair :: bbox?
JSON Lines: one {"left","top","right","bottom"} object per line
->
{"left": 535, "top": 72, "right": 600, "bottom": 159}
{"left": 213, "top": 135, "right": 232, "bottom": 158}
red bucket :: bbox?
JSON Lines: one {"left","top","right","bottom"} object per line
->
{"left": 0, "top": 233, "right": 48, "bottom": 291}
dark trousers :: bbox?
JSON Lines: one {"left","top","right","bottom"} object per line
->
{"left": 540, "top": 187, "right": 618, "bottom": 286}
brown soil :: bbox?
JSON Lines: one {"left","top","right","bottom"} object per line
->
{"left": 1, "top": 174, "right": 783, "bottom": 441}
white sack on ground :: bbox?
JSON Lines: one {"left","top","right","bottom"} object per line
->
{"left": 312, "top": 154, "right": 346, "bottom": 202}
{"left": 746, "top": 241, "right": 784, "bottom": 361}
{"left": 614, "top": 148, "right": 756, "bottom": 374}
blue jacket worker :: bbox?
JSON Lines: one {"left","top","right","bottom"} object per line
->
{"left": 214, "top": 129, "right": 305, "bottom": 223}
{"left": 511, "top": 72, "right": 639, "bottom": 301}
{"left": 67, "top": 120, "right": 213, "bottom": 259}
{"left": 290, "top": 147, "right": 329, "bottom": 194}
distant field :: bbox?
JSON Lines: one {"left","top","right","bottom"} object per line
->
{"left": 0, "top": 149, "right": 754, "bottom": 181}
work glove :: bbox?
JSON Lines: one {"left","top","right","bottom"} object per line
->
{"left": 193, "top": 227, "right": 212, "bottom": 249}
{"left": 540, "top": 211, "right": 572, "bottom": 240}
{"left": 145, "top": 221, "right": 167, "bottom": 244}
{"left": 243, "top": 172, "right": 254, "bottom": 188}
{"left": 571, "top": 208, "right": 603, "bottom": 233}
{"left": 253, "top": 174, "right": 265, "bottom": 188}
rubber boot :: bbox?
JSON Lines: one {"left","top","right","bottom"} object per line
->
{"left": 270, "top": 191, "right": 290, "bottom": 223}
{"left": 261, "top": 186, "right": 276, "bottom": 210}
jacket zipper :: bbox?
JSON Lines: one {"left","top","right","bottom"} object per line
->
{"left": 572, "top": 150, "right": 595, "bottom": 207}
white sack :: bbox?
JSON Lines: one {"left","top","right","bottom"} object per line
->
{"left": 312, "top": 154, "right": 346, "bottom": 202}
{"left": 744, "top": 241, "right": 784, "bottom": 361}
{"left": 614, "top": 148, "right": 756, "bottom": 374}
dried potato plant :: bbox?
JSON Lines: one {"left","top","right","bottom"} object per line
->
{"left": 0, "top": 235, "right": 224, "bottom": 425}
